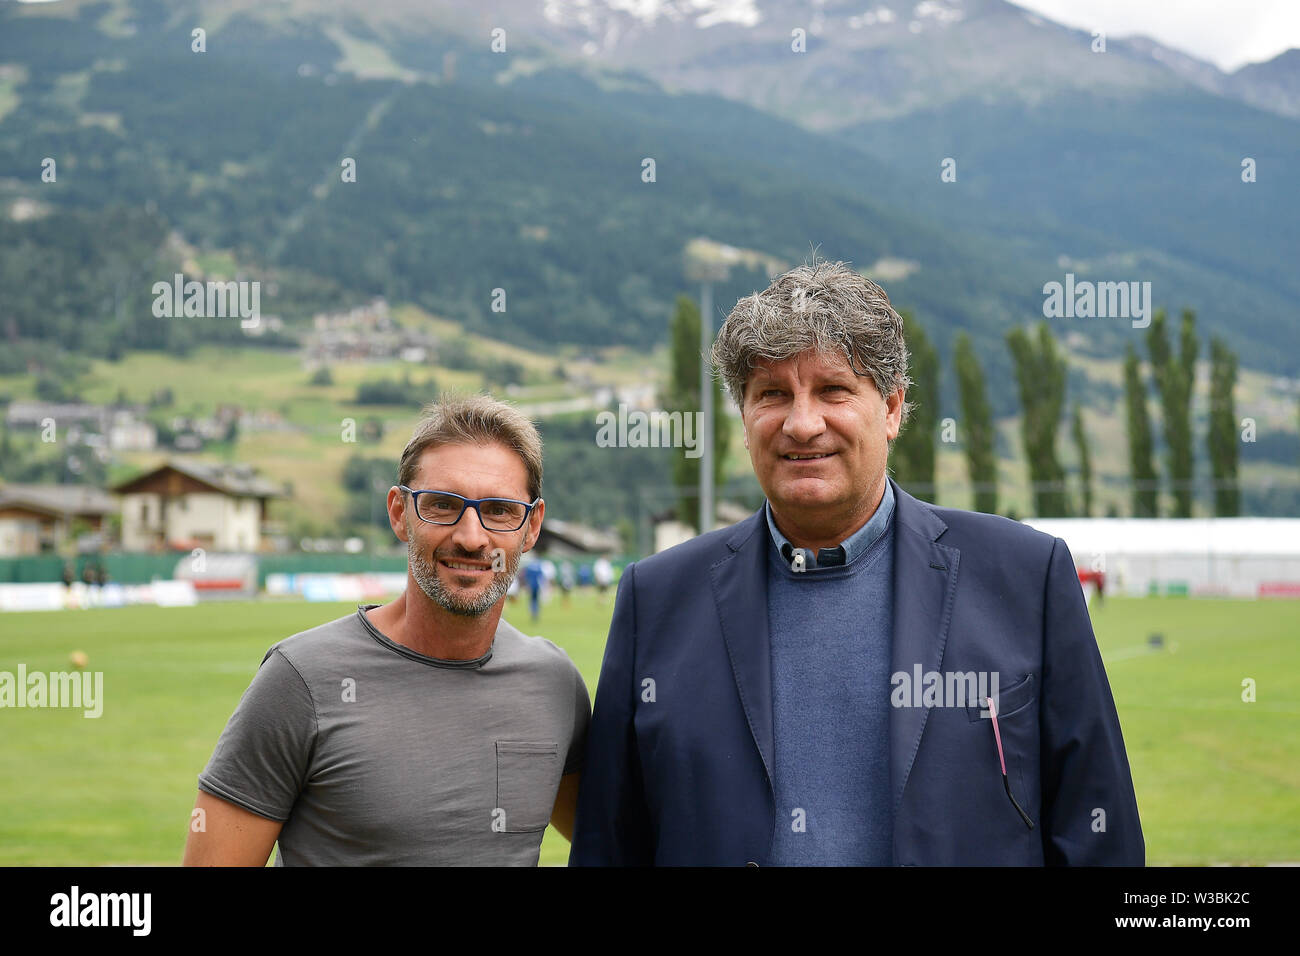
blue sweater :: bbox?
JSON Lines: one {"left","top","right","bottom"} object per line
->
{"left": 765, "top": 487, "right": 896, "bottom": 865}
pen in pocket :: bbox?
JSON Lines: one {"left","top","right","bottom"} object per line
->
{"left": 987, "top": 695, "right": 1035, "bottom": 831}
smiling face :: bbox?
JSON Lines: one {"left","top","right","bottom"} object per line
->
{"left": 392, "top": 440, "right": 543, "bottom": 618}
{"left": 741, "top": 348, "right": 904, "bottom": 547}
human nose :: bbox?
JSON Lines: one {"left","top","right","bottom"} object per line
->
{"left": 782, "top": 391, "right": 826, "bottom": 444}
{"left": 449, "top": 502, "right": 493, "bottom": 551}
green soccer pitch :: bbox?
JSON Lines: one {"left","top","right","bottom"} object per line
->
{"left": 0, "top": 592, "right": 1295, "bottom": 866}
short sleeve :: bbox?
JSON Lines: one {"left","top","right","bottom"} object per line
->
{"left": 563, "top": 665, "right": 592, "bottom": 776}
{"left": 196, "top": 648, "right": 318, "bottom": 822}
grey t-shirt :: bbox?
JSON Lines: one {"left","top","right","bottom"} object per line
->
{"left": 197, "top": 604, "right": 590, "bottom": 866}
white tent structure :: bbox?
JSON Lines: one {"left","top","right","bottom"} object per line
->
{"left": 1021, "top": 518, "right": 1300, "bottom": 599}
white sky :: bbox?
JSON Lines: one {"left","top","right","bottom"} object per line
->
{"left": 14, "top": 0, "right": 1299, "bottom": 71}
{"left": 1007, "top": 0, "right": 1300, "bottom": 71}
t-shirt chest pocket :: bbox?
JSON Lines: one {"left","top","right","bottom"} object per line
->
{"left": 495, "top": 740, "right": 560, "bottom": 833}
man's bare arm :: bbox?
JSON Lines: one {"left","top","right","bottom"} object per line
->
{"left": 549, "top": 773, "right": 581, "bottom": 842}
{"left": 182, "top": 791, "right": 284, "bottom": 867}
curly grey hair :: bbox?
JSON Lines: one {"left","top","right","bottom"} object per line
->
{"left": 710, "top": 258, "right": 913, "bottom": 426}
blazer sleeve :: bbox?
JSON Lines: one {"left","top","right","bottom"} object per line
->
{"left": 569, "top": 562, "right": 654, "bottom": 865}
{"left": 1039, "top": 536, "right": 1146, "bottom": 865}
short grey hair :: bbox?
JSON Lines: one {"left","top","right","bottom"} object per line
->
{"left": 710, "top": 258, "right": 913, "bottom": 426}
{"left": 398, "top": 393, "right": 543, "bottom": 502}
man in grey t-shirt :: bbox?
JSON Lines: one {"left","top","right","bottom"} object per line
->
{"left": 183, "top": 395, "right": 590, "bottom": 866}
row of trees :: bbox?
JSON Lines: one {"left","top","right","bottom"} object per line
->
{"left": 893, "top": 307, "right": 1243, "bottom": 518}
{"left": 1127, "top": 310, "right": 1242, "bottom": 518}
{"left": 661, "top": 291, "right": 1249, "bottom": 523}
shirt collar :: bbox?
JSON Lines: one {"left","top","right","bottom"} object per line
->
{"left": 765, "top": 479, "right": 895, "bottom": 572}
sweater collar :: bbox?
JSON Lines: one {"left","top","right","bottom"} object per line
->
{"left": 764, "top": 479, "right": 895, "bottom": 572}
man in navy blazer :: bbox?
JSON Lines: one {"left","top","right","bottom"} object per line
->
{"left": 570, "top": 259, "right": 1143, "bottom": 866}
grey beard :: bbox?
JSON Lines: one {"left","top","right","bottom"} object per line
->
{"left": 408, "top": 538, "right": 521, "bottom": 617}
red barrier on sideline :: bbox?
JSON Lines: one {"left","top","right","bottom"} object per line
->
{"left": 191, "top": 579, "right": 247, "bottom": 591}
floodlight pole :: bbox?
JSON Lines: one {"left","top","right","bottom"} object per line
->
{"left": 684, "top": 242, "right": 731, "bottom": 539}
{"left": 700, "top": 280, "right": 713, "bottom": 536}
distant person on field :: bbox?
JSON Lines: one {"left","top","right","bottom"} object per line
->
{"left": 524, "top": 558, "right": 546, "bottom": 622}
{"left": 558, "top": 560, "right": 576, "bottom": 605}
{"left": 185, "top": 394, "right": 589, "bottom": 866}
{"left": 592, "top": 556, "right": 614, "bottom": 602}
{"left": 541, "top": 558, "right": 557, "bottom": 601}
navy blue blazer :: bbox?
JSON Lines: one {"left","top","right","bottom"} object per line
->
{"left": 570, "top": 478, "right": 1144, "bottom": 865}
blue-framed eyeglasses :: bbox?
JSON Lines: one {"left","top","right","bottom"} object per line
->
{"left": 399, "top": 486, "right": 539, "bottom": 532}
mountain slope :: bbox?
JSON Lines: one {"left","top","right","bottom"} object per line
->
{"left": 1, "top": 0, "right": 1296, "bottom": 382}
{"left": 0, "top": 0, "right": 1042, "bottom": 367}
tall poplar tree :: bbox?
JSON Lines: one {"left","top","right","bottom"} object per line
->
{"left": 890, "top": 311, "right": 939, "bottom": 502}
{"left": 1208, "top": 336, "right": 1240, "bottom": 517}
{"left": 954, "top": 332, "right": 997, "bottom": 514}
{"left": 1123, "top": 344, "right": 1158, "bottom": 517}
{"left": 1148, "top": 308, "right": 1198, "bottom": 518}
{"left": 1006, "top": 322, "right": 1068, "bottom": 517}
{"left": 665, "top": 294, "right": 730, "bottom": 529}
{"left": 1071, "top": 404, "right": 1093, "bottom": 517}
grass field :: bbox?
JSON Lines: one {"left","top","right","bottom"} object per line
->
{"left": 0, "top": 593, "right": 1296, "bottom": 865}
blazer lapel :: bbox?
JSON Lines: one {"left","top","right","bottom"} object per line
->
{"left": 888, "top": 478, "right": 961, "bottom": 818}
{"left": 709, "top": 510, "right": 776, "bottom": 786}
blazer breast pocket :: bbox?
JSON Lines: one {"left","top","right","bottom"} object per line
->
{"left": 495, "top": 740, "right": 561, "bottom": 833}
{"left": 965, "top": 673, "right": 1036, "bottom": 722}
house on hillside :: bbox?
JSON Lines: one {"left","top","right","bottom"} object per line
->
{"left": 653, "top": 500, "right": 756, "bottom": 554}
{"left": 5, "top": 401, "right": 156, "bottom": 452}
{"left": 0, "top": 483, "right": 119, "bottom": 557}
{"left": 111, "top": 460, "right": 288, "bottom": 553}
{"left": 534, "top": 518, "right": 621, "bottom": 558}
